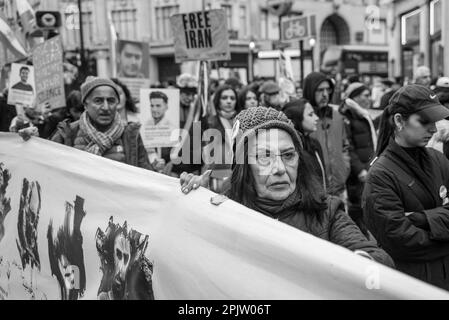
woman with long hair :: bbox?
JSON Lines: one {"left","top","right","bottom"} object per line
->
{"left": 282, "top": 98, "right": 326, "bottom": 192}
{"left": 362, "top": 84, "right": 449, "bottom": 290}
{"left": 202, "top": 84, "right": 243, "bottom": 192}
{"left": 182, "top": 107, "right": 394, "bottom": 267}
{"left": 111, "top": 78, "right": 138, "bottom": 124}
{"left": 238, "top": 86, "right": 259, "bottom": 109}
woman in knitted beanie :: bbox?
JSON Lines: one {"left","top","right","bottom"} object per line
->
{"left": 181, "top": 107, "right": 394, "bottom": 267}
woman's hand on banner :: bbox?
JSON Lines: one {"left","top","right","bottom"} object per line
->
{"left": 18, "top": 126, "right": 39, "bottom": 141}
{"left": 180, "top": 170, "right": 211, "bottom": 194}
{"left": 152, "top": 158, "right": 166, "bottom": 172}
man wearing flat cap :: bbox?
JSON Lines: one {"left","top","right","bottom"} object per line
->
{"left": 51, "top": 76, "right": 153, "bottom": 170}
{"left": 259, "top": 81, "right": 283, "bottom": 110}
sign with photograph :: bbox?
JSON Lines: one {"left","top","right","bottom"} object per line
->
{"left": 7, "top": 63, "right": 35, "bottom": 108}
{"left": 116, "top": 39, "right": 149, "bottom": 79}
{"left": 139, "top": 89, "right": 180, "bottom": 148}
{"left": 170, "top": 9, "right": 230, "bottom": 63}
{"left": 116, "top": 40, "right": 150, "bottom": 100}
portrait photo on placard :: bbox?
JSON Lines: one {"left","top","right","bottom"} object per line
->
{"left": 7, "top": 63, "right": 35, "bottom": 108}
{"left": 139, "top": 89, "right": 180, "bottom": 149}
{"left": 116, "top": 40, "right": 150, "bottom": 79}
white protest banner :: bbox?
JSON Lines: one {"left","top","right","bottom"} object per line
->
{"left": 170, "top": 9, "right": 230, "bottom": 63}
{"left": 32, "top": 36, "right": 65, "bottom": 111}
{"left": 7, "top": 63, "right": 35, "bottom": 108}
{"left": 1, "top": 133, "right": 449, "bottom": 300}
{"left": 139, "top": 89, "right": 180, "bottom": 148}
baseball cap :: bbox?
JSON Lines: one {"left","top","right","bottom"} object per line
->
{"left": 259, "top": 81, "right": 280, "bottom": 95}
{"left": 436, "top": 77, "right": 449, "bottom": 88}
{"left": 389, "top": 84, "right": 449, "bottom": 122}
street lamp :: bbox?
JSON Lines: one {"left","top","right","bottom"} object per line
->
{"left": 309, "top": 37, "right": 316, "bottom": 71}
{"left": 248, "top": 40, "right": 256, "bottom": 83}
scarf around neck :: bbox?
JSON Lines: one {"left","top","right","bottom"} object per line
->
{"left": 78, "top": 112, "right": 125, "bottom": 156}
{"left": 248, "top": 187, "right": 302, "bottom": 220}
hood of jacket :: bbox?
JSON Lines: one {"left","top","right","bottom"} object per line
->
{"left": 303, "top": 72, "right": 335, "bottom": 108}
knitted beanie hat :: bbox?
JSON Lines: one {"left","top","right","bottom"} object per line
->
{"left": 233, "top": 107, "right": 303, "bottom": 163}
{"left": 345, "top": 82, "right": 368, "bottom": 99}
{"left": 80, "top": 76, "right": 120, "bottom": 104}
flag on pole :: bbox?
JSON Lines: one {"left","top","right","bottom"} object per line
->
{"left": 107, "top": 9, "right": 118, "bottom": 78}
{"left": 16, "top": 0, "right": 37, "bottom": 35}
{"left": 0, "top": 17, "right": 28, "bottom": 59}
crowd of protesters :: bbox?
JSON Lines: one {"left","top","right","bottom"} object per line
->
{"left": 3, "top": 63, "right": 449, "bottom": 290}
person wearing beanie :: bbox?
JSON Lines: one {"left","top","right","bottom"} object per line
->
{"left": 180, "top": 106, "right": 394, "bottom": 267}
{"left": 302, "top": 72, "right": 350, "bottom": 200}
{"left": 339, "top": 83, "right": 377, "bottom": 237}
{"left": 50, "top": 76, "right": 153, "bottom": 170}
{"left": 363, "top": 84, "right": 449, "bottom": 290}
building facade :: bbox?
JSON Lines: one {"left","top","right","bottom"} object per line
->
{"left": 16, "top": 0, "right": 391, "bottom": 84}
{"left": 386, "top": 0, "right": 449, "bottom": 82}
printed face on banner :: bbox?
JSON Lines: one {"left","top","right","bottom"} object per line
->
{"left": 139, "top": 89, "right": 180, "bottom": 148}
{"left": 170, "top": 9, "right": 231, "bottom": 63}
{"left": 7, "top": 63, "right": 36, "bottom": 108}
{"left": 116, "top": 40, "right": 149, "bottom": 79}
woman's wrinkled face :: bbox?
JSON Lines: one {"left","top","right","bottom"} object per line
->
{"left": 245, "top": 91, "right": 258, "bottom": 109}
{"left": 396, "top": 113, "right": 437, "bottom": 147}
{"left": 301, "top": 103, "right": 319, "bottom": 133}
{"left": 219, "top": 89, "right": 236, "bottom": 113}
{"left": 249, "top": 129, "right": 298, "bottom": 201}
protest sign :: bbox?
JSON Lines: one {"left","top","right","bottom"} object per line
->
{"left": 32, "top": 36, "right": 65, "bottom": 111}
{"left": 170, "top": 9, "right": 230, "bottom": 63}
{"left": 7, "top": 63, "right": 35, "bottom": 108}
{"left": 116, "top": 40, "right": 150, "bottom": 79}
{"left": 116, "top": 40, "right": 151, "bottom": 101}
{"left": 139, "top": 89, "right": 180, "bottom": 148}
{"left": 1, "top": 133, "right": 449, "bottom": 300}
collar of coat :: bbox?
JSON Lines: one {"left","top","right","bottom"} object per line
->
{"left": 385, "top": 138, "right": 440, "bottom": 206}
{"left": 316, "top": 105, "right": 334, "bottom": 119}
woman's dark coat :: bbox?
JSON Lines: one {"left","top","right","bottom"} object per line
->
{"left": 362, "top": 138, "right": 449, "bottom": 290}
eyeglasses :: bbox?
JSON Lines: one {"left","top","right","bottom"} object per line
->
{"left": 250, "top": 150, "right": 299, "bottom": 167}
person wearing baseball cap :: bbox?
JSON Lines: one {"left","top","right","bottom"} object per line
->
{"left": 50, "top": 76, "right": 153, "bottom": 170}
{"left": 362, "top": 84, "right": 449, "bottom": 290}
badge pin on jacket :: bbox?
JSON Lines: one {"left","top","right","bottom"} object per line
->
{"left": 439, "top": 185, "right": 449, "bottom": 205}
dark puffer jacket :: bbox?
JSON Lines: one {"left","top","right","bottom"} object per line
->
{"left": 51, "top": 120, "right": 153, "bottom": 171}
{"left": 281, "top": 196, "right": 395, "bottom": 267}
{"left": 362, "top": 138, "right": 449, "bottom": 290}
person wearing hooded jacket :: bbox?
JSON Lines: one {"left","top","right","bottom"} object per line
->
{"left": 362, "top": 84, "right": 449, "bottom": 290}
{"left": 339, "top": 83, "right": 377, "bottom": 237}
{"left": 303, "top": 72, "right": 351, "bottom": 199}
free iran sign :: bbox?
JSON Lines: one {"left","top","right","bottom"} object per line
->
{"left": 170, "top": 9, "right": 231, "bottom": 63}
